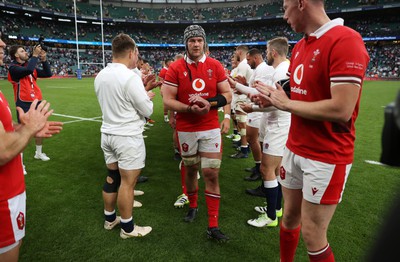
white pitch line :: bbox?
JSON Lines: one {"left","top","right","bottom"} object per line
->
{"left": 46, "top": 86, "right": 77, "bottom": 89}
{"left": 52, "top": 113, "right": 102, "bottom": 124}
{"left": 364, "top": 160, "right": 387, "bottom": 166}
{"left": 62, "top": 119, "right": 89, "bottom": 124}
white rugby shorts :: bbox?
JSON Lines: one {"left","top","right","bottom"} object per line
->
{"left": 261, "top": 121, "right": 290, "bottom": 156}
{"left": 177, "top": 128, "right": 222, "bottom": 156}
{"left": 101, "top": 133, "right": 146, "bottom": 170}
{"left": 247, "top": 111, "right": 262, "bottom": 128}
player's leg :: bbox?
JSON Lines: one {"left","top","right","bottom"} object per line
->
{"left": 301, "top": 201, "right": 336, "bottom": 261}
{"left": 0, "top": 241, "right": 21, "bottom": 262}
{"left": 182, "top": 158, "right": 200, "bottom": 222}
{"left": 25, "top": 100, "right": 49, "bottom": 161}
{"left": 102, "top": 162, "right": 120, "bottom": 230}
{"left": 118, "top": 135, "right": 152, "bottom": 238}
{"left": 278, "top": 148, "right": 303, "bottom": 262}
{"left": 300, "top": 159, "right": 351, "bottom": 261}
{"left": 117, "top": 167, "right": 139, "bottom": 230}
{"left": 244, "top": 114, "right": 261, "bottom": 181}
{"left": 279, "top": 186, "right": 302, "bottom": 262}
{"left": 174, "top": 160, "right": 190, "bottom": 208}
{"left": 101, "top": 134, "right": 121, "bottom": 230}
{"left": 177, "top": 131, "right": 200, "bottom": 222}
{"left": 33, "top": 137, "right": 50, "bottom": 161}
{"left": 199, "top": 129, "right": 229, "bottom": 242}
{"left": 231, "top": 111, "right": 249, "bottom": 158}
{"left": 247, "top": 153, "right": 281, "bottom": 227}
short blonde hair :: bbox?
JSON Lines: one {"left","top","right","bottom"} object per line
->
{"left": 268, "top": 37, "right": 289, "bottom": 56}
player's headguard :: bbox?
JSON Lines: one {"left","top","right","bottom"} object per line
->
{"left": 183, "top": 25, "right": 206, "bottom": 47}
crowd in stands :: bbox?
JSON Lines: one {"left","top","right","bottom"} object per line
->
{"left": 1, "top": 12, "right": 304, "bottom": 43}
{"left": 4, "top": 0, "right": 398, "bottom": 21}
{"left": 366, "top": 44, "right": 400, "bottom": 78}
{"left": 2, "top": 11, "right": 399, "bottom": 44}
{"left": 0, "top": 0, "right": 398, "bottom": 79}
{"left": 0, "top": 43, "right": 399, "bottom": 79}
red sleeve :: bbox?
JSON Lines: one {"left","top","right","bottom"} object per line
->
{"left": 329, "top": 28, "right": 370, "bottom": 84}
{"left": 215, "top": 59, "right": 228, "bottom": 84}
{"left": 159, "top": 68, "right": 167, "bottom": 79}
{"left": 164, "top": 63, "right": 179, "bottom": 87}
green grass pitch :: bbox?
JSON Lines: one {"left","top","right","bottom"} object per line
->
{"left": 0, "top": 78, "right": 399, "bottom": 261}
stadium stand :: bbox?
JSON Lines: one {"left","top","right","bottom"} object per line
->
{"left": 0, "top": 0, "right": 399, "bottom": 79}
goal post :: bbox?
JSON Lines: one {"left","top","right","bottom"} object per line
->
{"left": 73, "top": 0, "right": 106, "bottom": 79}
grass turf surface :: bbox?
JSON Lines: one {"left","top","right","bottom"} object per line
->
{"left": 0, "top": 78, "right": 399, "bottom": 261}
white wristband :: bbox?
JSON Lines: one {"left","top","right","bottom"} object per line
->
{"left": 224, "top": 114, "right": 231, "bottom": 119}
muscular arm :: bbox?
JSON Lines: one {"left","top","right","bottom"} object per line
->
{"left": 217, "top": 80, "right": 232, "bottom": 105}
{"left": 220, "top": 103, "right": 231, "bottom": 134}
{"left": 161, "top": 83, "right": 191, "bottom": 112}
{"left": 0, "top": 122, "right": 34, "bottom": 165}
{"left": 264, "top": 83, "right": 360, "bottom": 123}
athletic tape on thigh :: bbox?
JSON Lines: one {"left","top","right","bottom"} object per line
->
{"left": 201, "top": 157, "right": 221, "bottom": 169}
{"left": 182, "top": 155, "right": 201, "bottom": 166}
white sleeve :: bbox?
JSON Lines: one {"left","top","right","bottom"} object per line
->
{"left": 235, "top": 82, "right": 259, "bottom": 95}
{"left": 252, "top": 104, "right": 277, "bottom": 112}
{"left": 125, "top": 76, "right": 153, "bottom": 118}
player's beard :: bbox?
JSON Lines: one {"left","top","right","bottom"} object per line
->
{"left": 267, "top": 55, "right": 274, "bottom": 66}
{"left": 250, "top": 60, "right": 256, "bottom": 69}
{"left": 21, "top": 54, "right": 30, "bottom": 62}
{"left": 188, "top": 49, "right": 203, "bottom": 61}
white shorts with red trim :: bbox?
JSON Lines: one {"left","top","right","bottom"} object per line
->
{"left": 0, "top": 191, "right": 26, "bottom": 251}
{"left": 177, "top": 128, "right": 222, "bottom": 156}
{"left": 279, "top": 148, "right": 352, "bottom": 205}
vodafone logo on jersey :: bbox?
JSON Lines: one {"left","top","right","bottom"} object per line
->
{"left": 293, "top": 64, "right": 304, "bottom": 85}
{"left": 192, "top": 78, "right": 206, "bottom": 92}
{"left": 291, "top": 64, "right": 307, "bottom": 95}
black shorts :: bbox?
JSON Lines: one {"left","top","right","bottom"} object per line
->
{"left": 16, "top": 100, "right": 42, "bottom": 123}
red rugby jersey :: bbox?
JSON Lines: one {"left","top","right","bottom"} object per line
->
{"left": 164, "top": 55, "right": 227, "bottom": 132}
{"left": 286, "top": 20, "right": 370, "bottom": 164}
{"left": 0, "top": 91, "right": 25, "bottom": 201}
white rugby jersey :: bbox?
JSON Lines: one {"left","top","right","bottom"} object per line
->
{"left": 95, "top": 63, "right": 153, "bottom": 136}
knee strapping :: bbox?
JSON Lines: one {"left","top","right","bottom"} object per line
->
{"left": 236, "top": 114, "right": 247, "bottom": 123}
{"left": 182, "top": 155, "right": 200, "bottom": 167}
{"left": 103, "top": 169, "right": 121, "bottom": 193}
{"left": 239, "top": 129, "right": 246, "bottom": 136}
{"left": 201, "top": 157, "right": 221, "bottom": 169}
